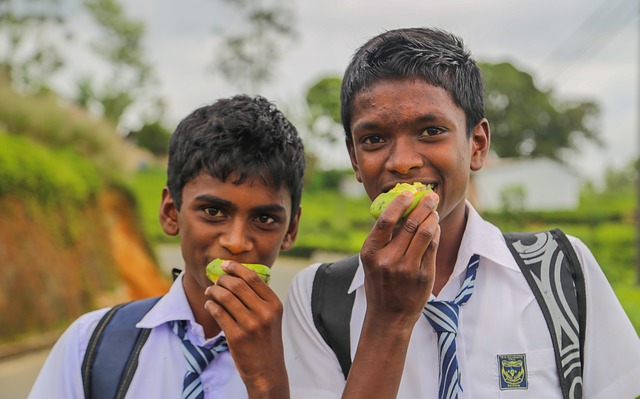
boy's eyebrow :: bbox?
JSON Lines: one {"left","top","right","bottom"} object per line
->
{"left": 195, "top": 194, "right": 233, "bottom": 209}
{"left": 195, "top": 194, "right": 287, "bottom": 213}
{"left": 352, "top": 120, "right": 381, "bottom": 133}
{"left": 252, "top": 204, "right": 288, "bottom": 214}
{"left": 353, "top": 113, "right": 445, "bottom": 133}
{"left": 415, "top": 114, "right": 440, "bottom": 123}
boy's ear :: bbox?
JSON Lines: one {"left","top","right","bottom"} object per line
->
{"left": 346, "top": 138, "right": 363, "bottom": 183}
{"left": 159, "top": 187, "right": 179, "bottom": 236}
{"left": 281, "top": 207, "right": 302, "bottom": 251}
{"left": 470, "top": 118, "right": 491, "bottom": 171}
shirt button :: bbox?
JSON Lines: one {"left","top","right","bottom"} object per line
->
{"left": 203, "top": 384, "right": 212, "bottom": 392}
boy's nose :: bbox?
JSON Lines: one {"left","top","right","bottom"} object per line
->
{"left": 219, "top": 222, "right": 253, "bottom": 254}
{"left": 386, "top": 139, "right": 424, "bottom": 175}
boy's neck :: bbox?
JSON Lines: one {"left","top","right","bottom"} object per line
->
{"left": 432, "top": 203, "right": 468, "bottom": 296}
{"left": 182, "top": 276, "right": 223, "bottom": 338}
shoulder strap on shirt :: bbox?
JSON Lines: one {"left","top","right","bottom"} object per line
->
{"left": 503, "top": 228, "right": 586, "bottom": 399}
{"left": 311, "top": 254, "right": 359, "bottom": 380}
{"left": 82, "top": 295, "right": 162, "bottom": 399}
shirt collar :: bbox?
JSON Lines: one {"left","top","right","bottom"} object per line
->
{"left": 137, "top": 272, "right": 195, "bottom": 329}
{"left": 136, "top": 271, "right": 227, "bottom": 345}
{"left": 348, "top": 201, "right": 518, "bottom": 294}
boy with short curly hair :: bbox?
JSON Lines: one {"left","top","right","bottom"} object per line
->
{"left": 31, "top": 94, "right": 305, "bottom": 399}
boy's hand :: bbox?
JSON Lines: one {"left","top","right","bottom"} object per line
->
{"left": 361, "top": 190, "right": 440, "bottom": 326}
{"left": 204, "top": 261, "right": 289, "bottom": 398}
{"left": 342, "top": 191, "right": 440, "bottom": 399}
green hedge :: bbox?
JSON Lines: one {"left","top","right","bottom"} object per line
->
{"left": 0, "top": 133, "right": 101, "bottom": 204}
{"left": 0, "top": 79, "right": 126, "bottom": 180}
{"left": 128, "top": 166, "right": 176, "bottom": 244}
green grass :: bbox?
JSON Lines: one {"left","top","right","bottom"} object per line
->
{"left": 615, "top": 281, "right": 640, "bottom": 332}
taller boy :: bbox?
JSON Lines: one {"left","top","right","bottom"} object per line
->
{"left": 282, "top": 28, "right": 640, "bottom": 398}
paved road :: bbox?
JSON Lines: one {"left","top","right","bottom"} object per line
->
{"left": 0, "top": 348, "right": 50, "bottom": 399}
{"left": 0, "top": 246, "right": 336, "bottom": 398}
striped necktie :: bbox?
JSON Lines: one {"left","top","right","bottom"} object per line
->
{"left": 171, "top": 320, "right": 229, "bottom": 399}
{"left": 423, "top": 254, "right": 480, "bottom": 399}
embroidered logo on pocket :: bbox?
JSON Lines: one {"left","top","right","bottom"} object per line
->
{"left": 498, "top": 354, "right": 528, "bottom": 390}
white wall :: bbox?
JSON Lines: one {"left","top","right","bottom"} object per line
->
{"left": 472, "top": 158, "right": 580, "bottom": 211}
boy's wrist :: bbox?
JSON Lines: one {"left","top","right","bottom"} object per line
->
{"left": 244, "top": 371, "right": 290, "bottom": 399}
{"left": 238, "top": 354, "right": 289, "bottom": 398}
{"left": 363, "top": 306, "right": 422, "bottom": 334}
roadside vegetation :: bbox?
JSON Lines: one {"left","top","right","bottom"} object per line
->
{"left": 131, "top": 163, "right": 640, "bottom": 333}
{"left": 0, "top": 77, "right": 163, "bottom": 345}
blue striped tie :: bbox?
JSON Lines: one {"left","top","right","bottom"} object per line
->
{"left": 423, "top": 254, "right": 479, "bottom": 399}
{"left": 171, "top": 320, "right": 229, "bottom": 399}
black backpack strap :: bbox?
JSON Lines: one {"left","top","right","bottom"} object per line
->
{"left": 82, "top": 296, "right": 162, "bottom": 399}
{"left": 311, "top": 254, "right": 359, "bottom": 380}
{"left": 503, "top": 228, "right": 586, "bottom": 399}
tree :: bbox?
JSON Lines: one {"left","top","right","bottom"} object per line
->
{"left": 0, "top": 0, "right": 68, "bottom": 92}
{"left": 213, "top": 0, "right": 297, "bottom": 92}
{"left": 77, "top": 0, "right": 158, "bottom": 129}
{"left": 480, "top": 62, "right": 600, "bottom": 161}
{"left": 126, "top": 120, "right": 171, "bottom": 157}
{"left": 305, "top": 75, "right": 342, "bottom": 143}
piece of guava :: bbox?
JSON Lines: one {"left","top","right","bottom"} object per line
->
{"left": 205, "top": 258, "right": 271, "bottom": 285}
{"left": 369, "top": 182, "right": 433, "bottom": 219}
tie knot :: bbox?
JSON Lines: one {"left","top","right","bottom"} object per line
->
{"left": 170, "top": 320, "right": 229, "bottom": 374}
{"left": 424, "top": 301, "right": 460, "bottom": 333}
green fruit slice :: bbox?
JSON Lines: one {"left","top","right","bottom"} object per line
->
{"left": 370, "top": 182, "right": 433, "bottom": 220}
{"left": 206, "top": 258, "right": 271, "bottom": 285}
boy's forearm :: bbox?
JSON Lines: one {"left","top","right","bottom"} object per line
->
{"left": 341, "top": 313, "right": 415, "bottom": 399}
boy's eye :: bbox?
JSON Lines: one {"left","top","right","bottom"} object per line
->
{"left": 203, "top": 207, "right": 223, "bottom": 217}
{"left": 255, "top": 214, "right": 277, "bottom": 226}
{"left": 361, "top": 135, "right": 385, "bottom": 145}
{"left": 420, "top": 127, "right": 446, "bottom": 137}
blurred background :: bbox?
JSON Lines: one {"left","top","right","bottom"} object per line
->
{"left": 0, "top": 0, "right": 638, "bottom": 397}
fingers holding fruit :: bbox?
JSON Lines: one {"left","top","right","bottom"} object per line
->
{"left": 204, "top": 259, "right": 280, "bottom": 339}
{"left": 204, "top": 259, "right": 275, "bottom": 310}
{"left": 365, "top": 182, "right": 439, "bottom": 252}
{"left": 360, "top": 182, "right": 440, "bottom": 317}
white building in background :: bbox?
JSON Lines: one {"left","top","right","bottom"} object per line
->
{"left": 471, "top": 157, "right": 581, "bottom": 212}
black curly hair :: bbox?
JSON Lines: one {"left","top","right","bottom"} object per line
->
{"left": 166, "top": 95, "right": 305, "bottom": 221}
{"left": 341, "top": 27, "right": 485, "bottom": 138}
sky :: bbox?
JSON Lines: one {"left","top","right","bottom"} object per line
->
{"left": 52, "top": 0, "right": 638, "bottom": 184}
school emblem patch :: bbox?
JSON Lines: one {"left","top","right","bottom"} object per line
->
{"left": 498, "top": 354, "right": 528, "bottom": 390}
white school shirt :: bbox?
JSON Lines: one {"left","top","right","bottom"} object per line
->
{"left": 29, "top": 272, "right": 248, "bottom": 399}
{"left": 283, "top": 202, "right": 640, "bottom": 399}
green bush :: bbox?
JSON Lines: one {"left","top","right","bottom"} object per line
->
{"left": 128, "top": 166, "right": 176, "bottom": 244}
{"left": 0, "top": 133, "right": 101, "bottom": 204}
{"left": 294, "top": 191, "right": 371, "bottom": 255}
{"left": 0, "top": 79, "right": 126, "bottom": 180}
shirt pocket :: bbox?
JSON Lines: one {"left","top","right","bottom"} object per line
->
{"left": 497, "top": 348, "right": 563, "bottom": 399}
